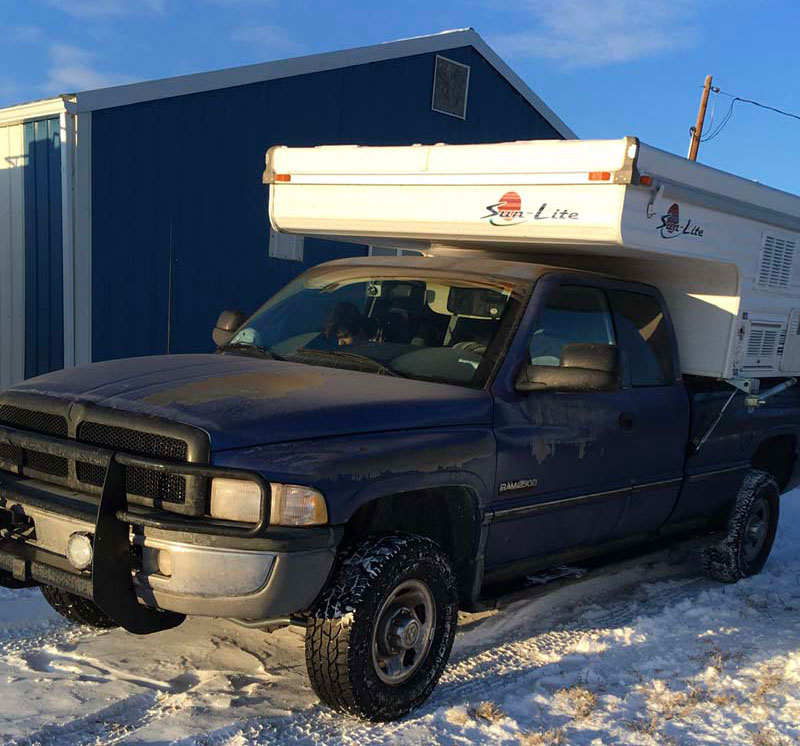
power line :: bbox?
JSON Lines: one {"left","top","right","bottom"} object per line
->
{"left": 717, "top": 89, "right": 800, "bottom": 123}
{"left": 698, "top": 88, "right": 800, "bottom": 143}
{"left": 700, "top": 95, "right": 736, "bottom": 142}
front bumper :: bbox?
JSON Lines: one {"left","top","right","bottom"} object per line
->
{"left": 0, "top": 426, "right": 339, "bottom": 632}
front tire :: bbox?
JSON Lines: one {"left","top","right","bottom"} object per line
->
{"left": 305, "top": 534, "right": 458, "bottom": 721}
{"left": 40, "top": 585, "right": 119, "bottom": 629}
{"left": 702, "top": 469, "right": 780, "bottom": 583}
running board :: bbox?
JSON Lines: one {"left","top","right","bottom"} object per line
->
{"left": 474, "top": 530, "right": 723, "bottom": 612}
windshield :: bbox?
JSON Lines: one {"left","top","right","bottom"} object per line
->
{"left": 226, "top": 268, "right": 522, "bottom": 387}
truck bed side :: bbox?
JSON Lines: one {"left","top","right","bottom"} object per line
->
{"left": 666, "top": 379, "right": 800, "bottom": 529}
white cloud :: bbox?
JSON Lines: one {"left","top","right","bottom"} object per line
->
{"left": 45, "top": 0, "right": 165, "bottom": 19}
{"left": 230, "top": 24, "right": 302, "bottom": 54}
{"left": 43, "top": 44, "right": 134, "bottom": 93}
{"left": 489, "top": 0, "right": 700, "bottom": 68}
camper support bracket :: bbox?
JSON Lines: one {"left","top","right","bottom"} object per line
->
{"left": 692, "top": 376, "right": 797, "bottom": 456}
{"left": 725, "top": 378, "right": 759, "bottom": 396}
{"left": 744, "top": 377, "right": 798, "bottom": 409}
{"left": 691, "top": 387, "right": 740, "bottom": 456}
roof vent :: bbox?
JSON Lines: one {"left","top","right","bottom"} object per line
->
{"left": 432, "top": 55, "right": 470, "bottom": 120}
{"left": 757, "top": 233, "right": 796, "bottom": 290}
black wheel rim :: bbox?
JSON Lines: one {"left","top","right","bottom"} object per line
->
{"left": 371, "top": 579, "right": 435, "bottom": 685}
{"left": 741, "top": 496, "right": 770, "bottom": 565}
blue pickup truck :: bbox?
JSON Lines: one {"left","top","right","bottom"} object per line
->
{"left": 1, "top": 255, "right": 798, "bottom": 720}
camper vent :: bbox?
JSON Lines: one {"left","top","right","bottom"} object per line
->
{"left": 779, "top": 309, "right": 800, "bottom": 373}
{"left": 744, "top": 320, "right": 784, "bottom": 371}
{"left": 776, "top": 311, "right": 800, "bottom": 356}
{"left": 778, "top": 328, "right": 788, "bottom": 357}
{"left": 779, "top": 311, "right": 800, "bottom": 357}
{"left": 757, "top": 234, "right": 796, "bottom": 290}
{"left": 432, "top": 55, "right": 470, "bottom": 119}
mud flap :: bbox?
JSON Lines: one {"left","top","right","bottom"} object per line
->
{"left": 92, "top": 457, "right": 185, "bottom": 635}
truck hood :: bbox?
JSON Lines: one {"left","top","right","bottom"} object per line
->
{"left": 9, "top": 354, "right": 492, "bottom": 451}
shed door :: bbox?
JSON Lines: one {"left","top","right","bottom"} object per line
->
{"left": 0, "top": 123, "right": 26, "bottom": 390}
{"left": 23, "top": 118, "right": 63, "bottom": 378}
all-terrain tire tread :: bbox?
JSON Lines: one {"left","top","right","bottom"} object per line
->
{"left": 40, "top": 584, "right": 119, "bottom": 629}
{"left": 702, "top": 469, "right": 780, "bottom": 583}
{"left": 305, "top": 533, "right": 457, "bottom": 720}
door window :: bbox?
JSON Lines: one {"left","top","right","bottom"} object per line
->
{"left": 529, "top": 286, "right": 615, "bottom": 366}
{"left": 608, "top": 290, "right": 675, "bottom": 386}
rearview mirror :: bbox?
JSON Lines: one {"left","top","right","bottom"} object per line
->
{"left": 213, "top": 309, "right": 247, "bottom": 348}
{"left": 515, "top": 343, "right": 621, "bottom": 393}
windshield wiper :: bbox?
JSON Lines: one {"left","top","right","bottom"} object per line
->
{"left": 216, "top": 342, "right": 284, "bottom": 361}
{"left": 290, "top": 349, "right": 404, "bottom": 377}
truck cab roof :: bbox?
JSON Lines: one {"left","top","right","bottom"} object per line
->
{"left": 315, "top": 254, "right": 618, "bottom": 287}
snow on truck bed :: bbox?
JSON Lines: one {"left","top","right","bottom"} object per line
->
{"left": 2, "top": 498, "right": 800, "bottom": 745}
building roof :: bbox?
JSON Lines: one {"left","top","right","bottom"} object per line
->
{"left": 67, "top": 29, "right": 574, "bottom": 138}
{"left": 0, "top": 97, "right": 67, "bottom": 127}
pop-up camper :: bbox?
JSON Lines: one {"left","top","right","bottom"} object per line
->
{"left": 265, "top": 137, "right": 800, "bottom": 382}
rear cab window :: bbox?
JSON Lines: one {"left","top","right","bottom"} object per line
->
{"left": 608, "top": 290, "right": 675, "bottom": 386}
{"left": 528, "top": 282, "right": 676, "bottom": 388}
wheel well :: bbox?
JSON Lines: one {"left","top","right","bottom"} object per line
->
{"left": 345, "top": 487, "right": 481, "bottom": 604}
{"left": 752, "top": 435, "right": 796, "bottom": 491}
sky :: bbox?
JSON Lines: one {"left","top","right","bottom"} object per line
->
{"left": 2, "top": 0, "right": 800, "bottom": 193}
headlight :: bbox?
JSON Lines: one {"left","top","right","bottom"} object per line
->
{"left": 209, "top": 478, "right": 263, "bottom": 523}
{"left": 208, "top": 478, "right": 327, "bottom": 526}
{"left": 270, "top": 483, "right": 328, "bottom": 526}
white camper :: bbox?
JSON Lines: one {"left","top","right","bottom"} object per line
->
{"left": 264, "top": 137, "right": 800, "bottom": 382}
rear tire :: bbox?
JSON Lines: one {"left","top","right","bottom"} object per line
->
{"left": 40, "top": 585, "right": 119, "bottom": 629}
{"left": 702, "top": 469, "right": 780, "bottom": 583}
{"left": 305, "top": 533, "right": 458, "bottom": 721}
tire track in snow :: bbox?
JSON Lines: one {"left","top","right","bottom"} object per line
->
{"left": 164, "top": 573, "right": 711, "bottom": 746}
{"left": 6, "top": 692, "right": 160, "bottom": 746}
{"left": 0, "top": 549, "right": 709, "bottom": 745}
{"left": 0, "top": 621, "right": 110, "bottom": 667}
{"left": 4, "top": 662, "right": 211, "bottom": 746}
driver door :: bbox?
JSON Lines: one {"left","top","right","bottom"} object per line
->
{"left": 486, "top": 280, "right": 637, "bottom": 572}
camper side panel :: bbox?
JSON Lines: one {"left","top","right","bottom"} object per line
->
{"left": 620, "top": 185, "right": 800, "bottom": 378}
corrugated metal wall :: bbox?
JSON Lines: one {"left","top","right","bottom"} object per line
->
{"left": 90, "top": 45, "right": 562, "bottom": 362}
{"left": 23, "top": 118, "right": 63, "bottom": 378}
{"left": 0, "top": 123, "right": 26, "bottom": 390}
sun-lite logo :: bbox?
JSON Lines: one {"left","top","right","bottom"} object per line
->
{"left": 657, "top": 202, "right": 705, "bottom": 239}
{"left": 481, "top": 192, "right": 579, "bottom": 227}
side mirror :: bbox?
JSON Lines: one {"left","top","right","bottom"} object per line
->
{"left": 516, "top": 343, "right": 621, "bottom": 393}
{"left": 213, "top": 309, "right": 247, "bottom": 348}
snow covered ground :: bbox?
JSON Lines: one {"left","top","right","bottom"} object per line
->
{"left": 2, "top": 494, "right": 800, "bottom": 746}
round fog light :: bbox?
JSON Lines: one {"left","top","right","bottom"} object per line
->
{"left": 66, "top": 532, "right": 94, "bottom": 571}
{"left": 156, "top": 549, "right": 173, "bottom": 577}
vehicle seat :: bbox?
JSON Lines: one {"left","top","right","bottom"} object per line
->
{"left": 529, "top": 330, "right": 573, "bottom": 366}
{"left": 447, "top": 316, "right": 497, "bottom": 349}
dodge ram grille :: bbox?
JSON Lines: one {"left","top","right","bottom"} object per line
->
{"left": 0, "top": 405, "right": 70, "bottom": 478}
{"left": 0, "top": 401, "right": 210, "bottom": 516}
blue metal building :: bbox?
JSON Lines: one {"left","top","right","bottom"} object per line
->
{"left": 0, "top": 29, "right": 573, "bottom": 387}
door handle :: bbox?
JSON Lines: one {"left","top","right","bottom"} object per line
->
{"left": 618, "top": 411, "right": 636, "bottom": 433}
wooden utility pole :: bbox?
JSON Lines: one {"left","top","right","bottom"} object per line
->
{"left": 688, "top": 75, "right": 714, "bottom": 161}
